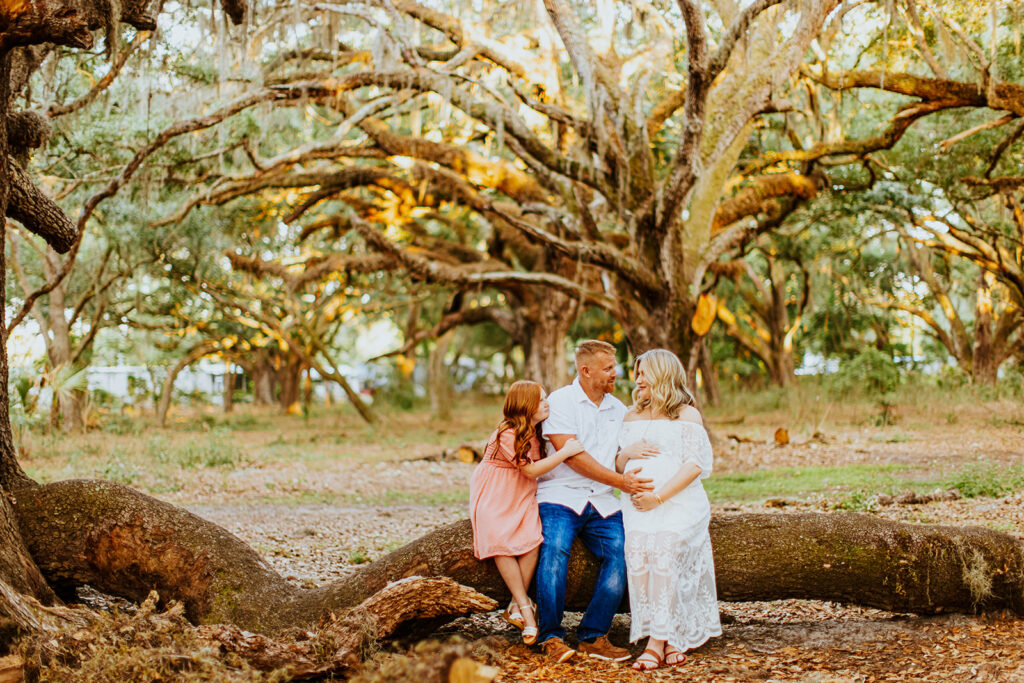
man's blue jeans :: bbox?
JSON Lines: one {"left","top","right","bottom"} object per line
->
{"left": 536, "top": 502, "right": 626, "bottom": 644}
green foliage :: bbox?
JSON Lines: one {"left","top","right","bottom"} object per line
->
{"left": 100, "top": 414, "right": 145, "bottom": 436}
{"left": 833, "top": 489, "right": 879, "bottom": 513}
{"left": 101, "top": 459, "right": 140, "bottom": 485}
{"left": 830, "top": 349, "right": 903, "bottom": 397}
{"left": 146, "top": 430, "right": 239, "bottom": 469}
{"left": 705, "top": 463, "right": 919, "bottom": 503}
{"left": 946, "top": 464, "right": 1024, "bottom": 499}
{"left": 348, "top": 548, "right": 371, "bottom": 565}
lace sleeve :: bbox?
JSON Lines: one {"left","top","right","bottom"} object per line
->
{"left": 682, "top": 424, "right": 713, "bottom": 479}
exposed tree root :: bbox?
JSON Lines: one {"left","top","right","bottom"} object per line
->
{"left": 13, "top": 479, "right": 1024, "bottom": 639}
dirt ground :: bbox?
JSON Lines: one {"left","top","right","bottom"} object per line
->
{"left": 183, "top": 413, "right": 1024, "bottom": 682}
{"left": 24, "top": 396, "right": 1024, "bottom": 681}
{"left": 190, "top": 494, "right": 1024, "bottom": 682}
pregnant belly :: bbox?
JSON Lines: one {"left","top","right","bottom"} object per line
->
{"left": 633, "top": 456, "right": 680, "bottom": 489}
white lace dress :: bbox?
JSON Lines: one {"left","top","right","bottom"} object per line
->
{"left": 619, "top": 419, "right": 722, "bottom": 651}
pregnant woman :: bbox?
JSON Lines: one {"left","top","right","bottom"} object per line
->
{"left": 616, "top": 349, "right": 721, "bottom": 672}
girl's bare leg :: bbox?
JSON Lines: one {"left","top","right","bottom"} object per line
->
{"left": 517, "top": 546, "right": 539, "bottom": 594}
{"left": 494, "top": 554, "right": 536, "bottom": 631}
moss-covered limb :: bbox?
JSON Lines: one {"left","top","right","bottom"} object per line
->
{"left": 6, "top": 158, "right": 77, "bottom": 254}
{"left": 331, "top": 514, "right": 1024, "bottom": 617}
{"left": 711, "top": 513, "right": 1024, "bottom": 614}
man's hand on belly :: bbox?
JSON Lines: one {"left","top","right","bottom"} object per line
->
{"left": 548, "top": 434, "right": 652, "bottom": 492}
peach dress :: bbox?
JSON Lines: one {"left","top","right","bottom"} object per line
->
{"left": 469, "top": 428, "right": 543, "bottom": 560}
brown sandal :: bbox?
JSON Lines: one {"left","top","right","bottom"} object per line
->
{"left": 664, "top": 645, "right": 687, "bottom": 666}
{"left": 631, "top": 648, "right": 664, "bottom": 671}
{"left": 501, "top": 601, "right": 524, "bottom": 629}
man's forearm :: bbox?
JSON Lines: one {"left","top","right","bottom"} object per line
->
{"left": 564, "top": 452, "right": 623, "bottom": 488}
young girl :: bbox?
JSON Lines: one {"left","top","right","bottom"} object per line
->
{"left": 469, "top": 380, "right": 584, "bottom": 645}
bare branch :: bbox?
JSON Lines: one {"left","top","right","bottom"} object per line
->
{"left": 652, "top": 0, "right": 711, "bottom": 235}
{"left": 984, "top": 120, "right": 1024, "bottom": 178}
{"left": 271, "top": 70, "right": 607, "bottom": 193}
{"left": 938, "top": 114, "right": 1016, "bottom": 152}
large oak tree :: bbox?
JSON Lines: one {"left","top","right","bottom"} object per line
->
{"left": 4, "top": 3, "right": 1024, "bottom": 676}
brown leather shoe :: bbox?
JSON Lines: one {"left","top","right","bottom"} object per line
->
{"left": 578, "top": 635, "right": 631, "bottom": 662}
{"left": 541, "top": 637, "right": 576, "bottom": 663}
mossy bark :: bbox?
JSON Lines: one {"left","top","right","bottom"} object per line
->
{"left": 13, "top": 480, "right": 1024, "bottom": 635}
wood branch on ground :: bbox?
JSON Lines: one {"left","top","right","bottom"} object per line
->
{"left": 405, "top": 441, "right": 487, "bottom": 463}
{"left": 0, "top": 576, "right": 91, "bottom": 637}
{"left": 17, "top": 582, "right": 498, "bottom": 680}
{"left": 877, "top": 489, "right": 962, "bottom": 506}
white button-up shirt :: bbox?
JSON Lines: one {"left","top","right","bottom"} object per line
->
{"left": 538, "top": 377, "right": 627, "bottom": 516}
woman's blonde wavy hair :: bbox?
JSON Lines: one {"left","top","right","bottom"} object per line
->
{"left": 631, "top": 349, "right": 695, "bottom": 419}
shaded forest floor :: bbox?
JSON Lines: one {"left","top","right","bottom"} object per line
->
{"left": 16, "top": 383, "right": 1024, "bottom": 680}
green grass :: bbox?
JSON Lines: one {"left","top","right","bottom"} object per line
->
{"left": 946, "top": 463, "right": 1024, "bottom": 498}
{"left": 705, "top": 461, "right": 1024, "bottom": 512}
{"left": 705, "top": 463, "right": 932, "bottom": 502}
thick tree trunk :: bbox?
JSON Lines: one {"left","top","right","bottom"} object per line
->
{"left": 0, "top": 497, "right": 53, "bottom": 605}
{"left": 972, "top": 272, "right": 998, "bottom": 386}
{"left": 622, "top": 300, "right": 699, "bottom": 379}
{"left": 0, "top": 52, "right": 54, "bottom": 613}
{"left": 766, "top": 348, "right": 796, "bottom": 387}
{"left": 699, "top": 340, "right": 721, "bottom": 406}
{"left": 250, "top": 359, "right": 276, "bottom": 406}
{"left": 522, "top": 300, "right": 573, "bottom": 390}
{"left": 277, "top": 355, "right": 304, "bottom": 414}
{"left": 14, "top": 480, "right": 1024, "bottom": 636}
{"left": 41, "top": 270, "right": 85, "bottom": 433}
{"left": 429, "top": 331, "right": 454, "bottom": 422}
{"left": 223, "top": 362, "right": 235, "bottom": 414}
{"left": 156, "top": 344, "right": 215, "bottom": 427}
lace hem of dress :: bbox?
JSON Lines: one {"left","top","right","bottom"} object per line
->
{"left": 625, "top": 528, "right": 721, "bottom": 651}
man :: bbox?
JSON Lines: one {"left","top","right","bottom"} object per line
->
{"left": 536, "top": 340, "right": 653, "bottom": 663}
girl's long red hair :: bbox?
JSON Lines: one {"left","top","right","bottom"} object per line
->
{"left": 495, "top": 380, "right": 543, "bottom": 466}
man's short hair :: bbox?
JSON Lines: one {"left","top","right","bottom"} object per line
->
{"left": 575, "top": 340, "right": 617, "bottom": 370}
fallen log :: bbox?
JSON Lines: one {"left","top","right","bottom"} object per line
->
{"left": 876, "top": 489, "right": 962, "bottom": 506}
{"left": 405, "top": 441, "right": 487, "bottom": 463}
{"left": 13, "top": 479, "right": 1024, "bottom": 636}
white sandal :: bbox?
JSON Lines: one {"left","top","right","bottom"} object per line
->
{"left": 519, "top": 602, "right": 538, "bottom": 645}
